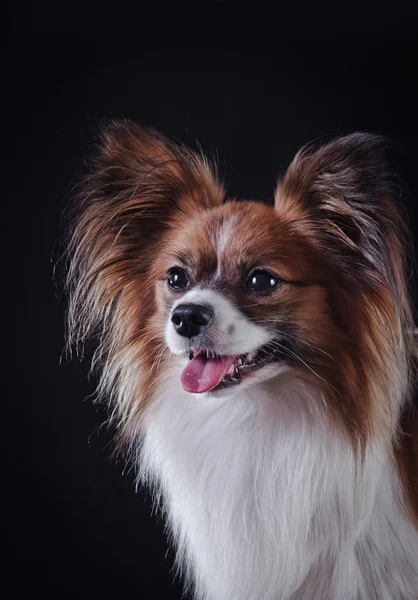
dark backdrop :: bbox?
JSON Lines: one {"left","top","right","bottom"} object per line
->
{"left": 5, "top": 5, "right": 418, "bottom": 599}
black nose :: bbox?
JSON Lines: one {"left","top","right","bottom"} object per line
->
{"left": 171, "top": 303, "right": 214, "bottom": 338}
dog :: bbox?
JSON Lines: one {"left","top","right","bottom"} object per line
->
{"left": 66, "top": 121, "right": 418, "bottom": 599}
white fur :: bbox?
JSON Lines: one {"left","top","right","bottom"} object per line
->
{"left": 137, "top": 366, "right": 418, "bottom": 599}
{"left": 154, "top": 286, "right": 418, "bottom": 598}
{"left": 210, "top": 215, "right": 238, "bottom": 279}
{"left": 165, "top": 288, "right": 273, "bottom": 357}
{"left": 213, "top": 215, "right": 237, "bottom": 258}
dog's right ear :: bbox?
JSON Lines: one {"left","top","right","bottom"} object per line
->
{"left": 65, "top": 120, "right": 224, "bottom": 349}
{"left": 79, "top": 120, "right": 224, "bottom": 244}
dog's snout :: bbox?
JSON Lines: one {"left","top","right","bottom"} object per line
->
{"left": 171, "top": 303, "right": 214, "bottom": 338}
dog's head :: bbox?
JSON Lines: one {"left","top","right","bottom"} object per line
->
{"left": 66, "top": 121, "right": 414, "bottom": 449}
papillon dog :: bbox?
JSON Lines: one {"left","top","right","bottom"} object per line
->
{"left": 66, "top": 121, "right": 418, "bottom": 599}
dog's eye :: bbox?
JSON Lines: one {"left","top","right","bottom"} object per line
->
{"left": 167, "top": 267, "right": 190, "bottom": 290}
{"left": 245, "top": 270, "right": 281, "bottom": 293}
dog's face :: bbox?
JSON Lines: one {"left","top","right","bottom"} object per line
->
{"left": 154, "top": 200, "right": 337, "bottom": 396}
{"left": 67, "top": 122, "right": 411, "bottom": 446}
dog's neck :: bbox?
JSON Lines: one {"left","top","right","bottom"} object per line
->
{"left": 138, "top": 370, "right": 418, "bottom": 600}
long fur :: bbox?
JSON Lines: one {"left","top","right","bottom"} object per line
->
{"left": 65, "top": 122, "right": 418, "bottom": 599}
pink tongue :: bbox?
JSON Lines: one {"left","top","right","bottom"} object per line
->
{"left": 180, "top": 355, "right": 236, "bottom": 393}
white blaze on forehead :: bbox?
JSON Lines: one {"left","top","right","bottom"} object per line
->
{"left": 165, "top": 288, "right": 273, "bottom": 356}
{"left": 211, "top": 215, "right": 238, "bottom": 260}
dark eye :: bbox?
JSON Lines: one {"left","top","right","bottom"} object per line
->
{"left": 245, "top": 269, "right": 281, "bottom": 293}
{"left": 167, "top": 267, "right": 190, "bottom": 290}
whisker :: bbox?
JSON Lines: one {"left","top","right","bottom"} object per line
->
{"left": 281, "top": 332, "right": 333, "bottom": 359}
{"left": 265, "top": 339, "right": 332, "bottom": 388}
{"left": 239, "top": 318, "right": 334, "bottom": 358}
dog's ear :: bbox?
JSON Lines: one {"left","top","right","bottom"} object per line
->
{"left": 65, "top": 120, "right": 224, "bottom": 348}
{"left": 275, "top": 133, "right": 406, "bottom": 283}
{"left": 79, "top": 120, "right": 224, "bottom": 244}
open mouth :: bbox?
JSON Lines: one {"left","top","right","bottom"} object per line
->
{"left": 180, "top": 343, "right": 286, "bottom": 394}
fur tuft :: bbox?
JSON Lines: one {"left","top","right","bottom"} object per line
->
{"left": 65, "top": 120, "right": 224, "bottom": 439}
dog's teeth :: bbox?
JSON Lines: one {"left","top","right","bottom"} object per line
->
{"left": 237, "top": 358, "right": 243, "bottom": 366}
{"left": 246, "top": 353, "right": 253, "bottom": 362}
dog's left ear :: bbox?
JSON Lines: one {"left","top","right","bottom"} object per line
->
{"left": 275, "top": 133, "right": 405, "bottom": 279}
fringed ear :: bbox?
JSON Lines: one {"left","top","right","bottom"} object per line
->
{"left": 275, "top": 133, "right": 408, "bottom": 288}
{"left": 80, "top": 120, "right": 224, "bottom": 247}
{"left": 98, "top": 119, "right": 224, "bottom": 214}
{"left": 65, "top": 120, "right": 224, "bottom": 350}
{"left": 277, "top": 134, "right": 416, "bottom": 448}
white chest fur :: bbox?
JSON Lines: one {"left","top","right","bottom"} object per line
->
{"left": 138, "top": 373, "right": 418, "bottom": 600}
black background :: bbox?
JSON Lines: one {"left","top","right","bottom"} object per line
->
{"left": 5, "top": 4, "right": 418, "bottom": 599}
